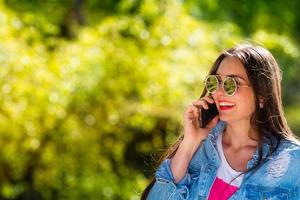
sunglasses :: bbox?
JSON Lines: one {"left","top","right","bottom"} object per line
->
{"left": 204, "top": 75, "right": 251, "bottom": 96}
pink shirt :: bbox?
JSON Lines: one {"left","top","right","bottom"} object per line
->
{"left": 208, "top": 134, "right": 244, "bottom": 200}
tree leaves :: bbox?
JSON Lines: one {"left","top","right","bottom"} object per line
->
{"left": 0, "top": 0, "right": 299, "bottom": 199}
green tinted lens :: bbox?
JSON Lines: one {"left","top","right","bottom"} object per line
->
{"left": 205, "top": 75, "right": 219, "bottom": 93}
{"left": 224, "top": 77, "right": 237, "bottom": 96}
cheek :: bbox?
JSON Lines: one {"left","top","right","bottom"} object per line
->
{"left": 236, "top": 93, "right": 256, "bottom": 113}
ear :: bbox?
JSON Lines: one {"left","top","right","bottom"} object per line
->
{"left": 259, "top": 96, "right": 264, "bottom": 109}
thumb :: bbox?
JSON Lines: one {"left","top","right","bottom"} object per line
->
{"left": 206, "top": 115, "right": 219, "bottom": 129}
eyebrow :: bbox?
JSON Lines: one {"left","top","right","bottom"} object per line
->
{"left": 215, "top": 73, "right": 248, "bottom": 82}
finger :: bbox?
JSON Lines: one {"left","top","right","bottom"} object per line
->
{"left": 195, "top": 96, "right": 214, "bottom": 105}
{"left": 186, "top": 105, "right": 198, "bottom": 120}
{"left": 186, "top": 111, "right": 194, "bottom": 120}
{"left": 201, "top": 101, "right": 209, "bottom": 109}
{"left": 186, "top": 107, "right": 197, "bottom": 120}
{"left": 192, "top": 112, "right": 200, "bottom": 128}
{"left": 202, "top": 96, "right": 215, "bottom": 104}
{"left": 192, "top": 99, "right": 203, "bottom": 107}
{"left": 195, "top": 110, "right": 200, "bottom": 128}
{"left": 193, "top": 106, "right": 200, "bottom": 121}
{"left": 185, "top": 106, "right": 201, "bottom": 128}
{"left": 192, "top": 99, "right": 209, "bottom": 109}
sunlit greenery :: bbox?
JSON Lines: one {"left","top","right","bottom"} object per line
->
{"left": 0, "top": 0, "right": 299, "bottom": 199}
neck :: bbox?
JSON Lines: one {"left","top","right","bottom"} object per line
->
{"left": 223, "top": 120, "right": 259, "bottom": 149}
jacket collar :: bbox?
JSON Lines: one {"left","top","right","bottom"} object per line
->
{"left": 247, "top": 132, "right": 279, "bottom": 169}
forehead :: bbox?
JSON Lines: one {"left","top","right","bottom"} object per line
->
{"left": 216, "top": 56, "right": 249, "bottom": 80}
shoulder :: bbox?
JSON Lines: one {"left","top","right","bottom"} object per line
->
{"left": 256, "top": 138, "right": 300, "bottom": 191}
{"left": 277, "top": 139, "right": 300, "bottom": 192}
{"left": 270, "top": 138, "right": 300, "bottom": 174}
{"left": 274, "top": 138, "right": 300, "bottom": 161}
{"left": 277, "top": 138, "right": 300, "bottom": 156}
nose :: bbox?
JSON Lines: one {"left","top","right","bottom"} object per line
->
{"left": 214, "top": 83, "right": 225, "bottom": 97}
{"left": 211, "top": 87, "right": 223, "bottom": 106}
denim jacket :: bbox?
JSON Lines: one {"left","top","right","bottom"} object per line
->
{"left": 147, "top": 121, "right": 300, "bottom": 200}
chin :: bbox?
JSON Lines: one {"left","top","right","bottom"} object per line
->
{"left": 219, "top": 114, "right": 240, "bottom": 123}
{"left": 220, "top": 115, "right": 251, "bottom": 124}
{"left": 219, "top": 114, "right": 231, "bottom": 121}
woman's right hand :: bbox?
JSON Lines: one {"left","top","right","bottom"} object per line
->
{"left": 170, "top": 96, "right": 219, "bottom": 183}
{"left": 183, "top": 96, "right": 219, "bottom": 147}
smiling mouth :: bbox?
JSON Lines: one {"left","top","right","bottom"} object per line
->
{"left": 219, "top": 105, "right": 235, "bottom": 110}
{"left": 219, "top": 102, "right": 235, "bottom": 110}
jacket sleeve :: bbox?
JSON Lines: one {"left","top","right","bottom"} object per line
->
{"left": 146, "top": 159, "right": 191, "bottom": 200}
{"left": 147, "top": 142, "right": 205, "bottom": 200}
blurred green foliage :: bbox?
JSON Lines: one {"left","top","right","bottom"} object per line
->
{"left": 0, "top": 0, "right": 299, "bottom": 199}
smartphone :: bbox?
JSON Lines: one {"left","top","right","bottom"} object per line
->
{"left": 199, "top": 103, "right": 219, "bottom": 128}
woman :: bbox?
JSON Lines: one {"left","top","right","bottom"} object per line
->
{"left": 142, "top": 43, "right": 300, "bottom": 199}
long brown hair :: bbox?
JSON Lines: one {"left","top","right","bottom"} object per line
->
{"left": 141, "top": 43, "right": 297, "bottom": 199}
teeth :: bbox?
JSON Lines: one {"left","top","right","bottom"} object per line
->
{"left": 220, "top": 102, "right": 235, "bottom": 106}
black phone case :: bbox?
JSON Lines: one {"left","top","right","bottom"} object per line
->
{"left": 199, "top": 103, "right": 219, "bottom": 128}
